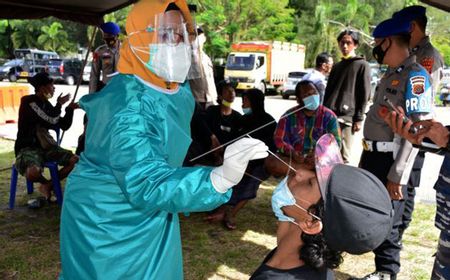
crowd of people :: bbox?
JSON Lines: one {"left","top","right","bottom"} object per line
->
{"left": 11, "top": 0, "right": 448, "bottom": 279}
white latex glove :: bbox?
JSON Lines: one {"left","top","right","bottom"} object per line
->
{"left": 210, "top": 138, "right": 269, "bottom": 193}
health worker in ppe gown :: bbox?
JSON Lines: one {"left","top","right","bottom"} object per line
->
{"left": 59, "top": 1, "right": 269, "bottom": 279}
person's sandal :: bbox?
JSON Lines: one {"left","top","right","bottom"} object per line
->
{"left": 47, "top": 195, "right": 58, "bottom": 204}
{"left": 204, "top": 212, "right": 225, "bottom": 222}
{"left": 38, "top": 183, "right": 53, "bottom": 201}
{"left": 223, "top": 209, "right": 237, "bottom": 230}
{"left": 224, "top": 219, "right": 236, "bottom": 230}
{"left": 27, "top": 197, "right": 47, "bottom": 209}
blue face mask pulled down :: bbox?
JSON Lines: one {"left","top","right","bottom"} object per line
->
{"left": 242, "top": 107, "right": 252, "bottom": 115}
{"left": 271, "top": 178, "right": 300, "bottom": 225}
{"left": 303, "top": 94, "right": 320, "bottom": 111}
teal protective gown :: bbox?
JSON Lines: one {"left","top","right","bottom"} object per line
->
{"left": 60, "top": 74, "right": 231, "bottom": 280}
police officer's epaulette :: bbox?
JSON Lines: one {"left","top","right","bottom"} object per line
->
{"left": 410, "top": 63, "right": 427, "bottom": 72}
{"left": 95, "top": 44, "right": 108, "bottom": 52}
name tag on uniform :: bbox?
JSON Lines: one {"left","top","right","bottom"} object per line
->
{"left": 386, "top": 88, "right": 397, "bottom": 95}
{"left": 102, "top": 56, "right": 112, "bottom": 65}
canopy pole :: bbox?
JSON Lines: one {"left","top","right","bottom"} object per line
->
{"left": 61, "top": 26, "right": 97, "bottom": 144}
{"left": 73, "top": 26, "right": 98, "bottom": 102}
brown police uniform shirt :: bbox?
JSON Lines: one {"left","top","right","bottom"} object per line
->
{"left": 411, "top": 36, "right": 444, "bottom": 92}
{"left": 364, "top": 55, "right": 433, "bottom": 183}
{"left": 189, "top": 50, "right": 217, "bottom": 104}
{"left": 89, "top": 43, "right": 120, "bottom": 93}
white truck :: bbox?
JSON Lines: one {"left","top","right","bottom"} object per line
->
{"left": 224, "top": 41, "right": 305, "bottom": 93}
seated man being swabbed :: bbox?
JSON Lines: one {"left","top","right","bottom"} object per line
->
{"left": 251, "top": 134, "right": 394, "bottom": 279}
{"left": 15, "top": 72, "right": 79, "bottom": 204}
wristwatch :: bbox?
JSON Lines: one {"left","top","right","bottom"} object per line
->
{"left": 413, "top": 126, "right": 450, "bottom": 155}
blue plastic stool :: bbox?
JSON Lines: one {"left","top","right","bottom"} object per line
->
{"left": 9, "top": 128, "right": 63, "bottom": 209}
{"left": 9, "top": 162, "right": 64, "bottom": 209}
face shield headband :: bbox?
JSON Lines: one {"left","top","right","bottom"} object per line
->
{"left": 127, "top": 12, "right": 203, "bottom": 83}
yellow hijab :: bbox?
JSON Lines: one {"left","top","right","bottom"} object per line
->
{"left": 117, "top": 0, "right": 194, "bottom": 89}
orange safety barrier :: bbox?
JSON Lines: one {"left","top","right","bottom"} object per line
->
{"left": 0, "top": 85, "right": 29, "bottom": 124}
{"left": 0, "top": 90, "right": 5, "bottom": 124}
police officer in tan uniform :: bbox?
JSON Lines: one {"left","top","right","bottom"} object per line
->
{"left": 392, "top": 6, "right": 445, "bottom": 245}
{"left": 79, "top": 22, "right": 121, "bottom": 154}
{"left": 89, "top": 22, "right": 121, "bottom": 93}
{"left": 394, "top": 6, "right": 444, "bottom": 91}
{"left": 351, "top": 17, "right": 433, "bottom": 280}
{"left": 189, "top": 27, "right": 217, "bottom": 110}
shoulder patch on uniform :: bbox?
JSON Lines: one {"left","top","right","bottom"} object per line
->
{"left": 410, "top": 76, "right": 426, "bottom": 96}
{"left": 405, "top": 70, "right": 432, "bottom": 116}
{"left": 420, "top": 57, "right": 434, "bottom": 74}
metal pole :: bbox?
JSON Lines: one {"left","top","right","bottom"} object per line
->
{"left": 73, "top": 26, "right": 98, "bottom": 102}
{"left": 61, "top": 26, "right": 97, "bottom": 143}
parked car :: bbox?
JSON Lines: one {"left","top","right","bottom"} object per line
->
{"left": 281, "top": 70, "right": 309, "bottom": 99}
{"left": 46, "top": 58, "right": 83, "bottom": 85}
{"left": 439, "top": 82, "right": 450, "bottom": 106}
{"left": 0, "top": 59, "right": 24, "bottom": 81}
{"left": 370, "top": 67, "right": 380, "bottom": 101}
{"left": 442, "top": 67, "right": 450, "bottom": 85}
{"left": 82, "top": 61, "right": 92, "bottom": 83}
{"left": 10, "top": 49, "right": 59, "bottom": 82}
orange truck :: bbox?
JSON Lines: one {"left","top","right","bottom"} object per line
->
{"left": 224, "top": 41, "right": 305, "bottom": 93}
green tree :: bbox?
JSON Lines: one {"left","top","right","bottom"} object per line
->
{"left": 404, "top": 0, "right": 419, "bottom": 6}
{"left": 289, "top": 0, "right": 411, "bottom": 66}
{"left": 428, "top": 7, "right": 450, "bottom": 66}
{"left": 433, "top": 38, "right": 450, "bottom": 65}
{"left": 37, "top": 22, "right": 71, "bottom": 53}
{"left": 90, "top": 6, "right": 132, "bottom": 50}
{"left": 10, "top": 20, "right": 44, "bottom": 50}
{"left": 103, "top": 6, "right": 131, "bottom": 30}
{"left": 0, "top": 20, "right": 14, "bottom": 58}
{"left": 298, "top": 0, "right": 374, "bottom": 66}
{"left": 2, "top": 0, "right": 448, "bottom": 67}
{"left": 192, "top": 0, "right": 296, "bottom": 60}
{"left": 63, "top": 20, "right": 89, "bottom": 53}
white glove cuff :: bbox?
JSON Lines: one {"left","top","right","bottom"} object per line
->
{"left": 210, "top": 166, "right": 234, "bottom": 193}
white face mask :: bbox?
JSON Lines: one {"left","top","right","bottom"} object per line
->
{"left": 145, "top": 43, "right": 192, "bottom": 83}
{"left": 41, "top": 87, "right": 53, "bottom": 100}
{"left": 43, "top": 92, "right": 52, "bottom": 100}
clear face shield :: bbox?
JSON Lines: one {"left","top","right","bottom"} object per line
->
{"left": 314, "top": 134, "right": 343, "bottom": 191}
{"left": 128, "top": 10, "right": 203, "bottom": 83}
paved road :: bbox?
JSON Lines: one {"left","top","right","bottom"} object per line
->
{"left": 1, "top": 80, "right": 448, "bottom": 203}
{"left": 234, "top": 94, "right": 449, "bottom": 204}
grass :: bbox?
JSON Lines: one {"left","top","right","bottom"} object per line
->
{"left": 435, "top": 93, "right": 443, "bottom": 106}
{"left": 0, "top": 138, "right": 440, "bottom": 280}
